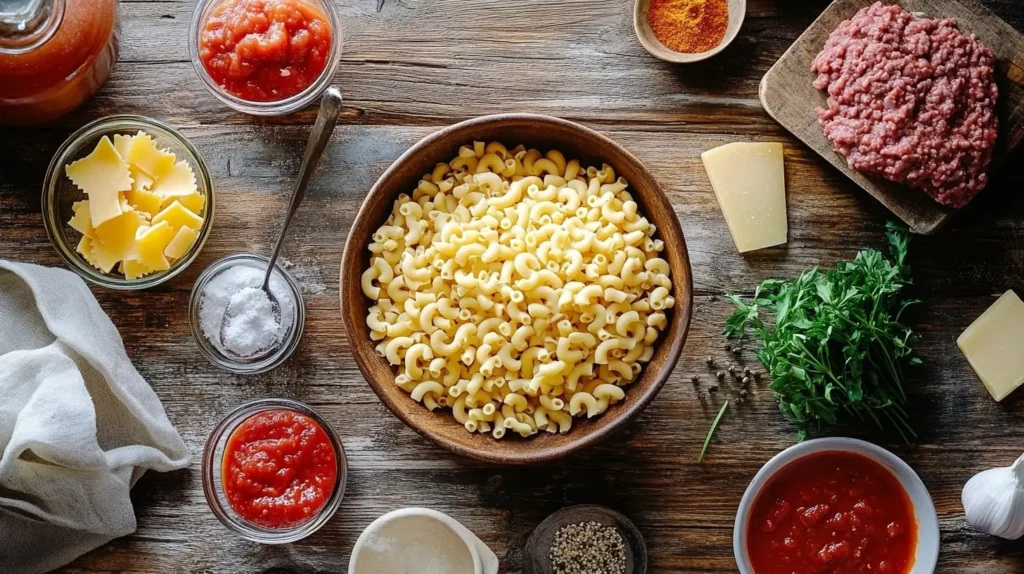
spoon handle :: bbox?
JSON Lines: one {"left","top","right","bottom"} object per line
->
{"left": 262, "top": 87, "right": 344, "bottom": 291}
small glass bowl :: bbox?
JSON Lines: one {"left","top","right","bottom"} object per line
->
{"left": 42, "top": 115, "right": 215, "bottom": 290}
{"left": 189, "top": 254, "right": 305, "bottom": 374}
{"left": 202, "top": 398, "right": 348, "bottom": 544}
{"left": 188, "top": 0, "right": 343, "bottom": 116}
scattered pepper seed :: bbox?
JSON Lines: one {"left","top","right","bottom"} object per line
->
{"left": 727, "top": 365, "right": 736, "bottom": 375}
{"left": 743, "top": 367, "right": 752, "bottom": 376}
{"left": 690, "top": 374, "right": 700, "bottom": 383}
{"left": 754, "top": 371, "right": 762, "bottom": 380}
{"left": 742, "top": 376, "right": 750, "bottom": 385}
{"left": 716, "top": 370, "right": 726, "bottom": 381}
{"left": 549, "top": 521, "right": 627, "bottom": 574}
{"left": 698, "top": 391, "right": 708, "bottom": 401}
{"left": 732, "top": 346, "right": 741, "bottom": 355}
{"left": 706, "top": 355, "right": 715, "bottom": 367}
{"left": 740, "top": 389, "right": 749, "bottom": 397}
{"left": 709, "top": 384, "right": 719, "bottom": 393}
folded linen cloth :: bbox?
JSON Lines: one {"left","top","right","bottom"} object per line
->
{"left": 0, "top": 261, "right": 191, "bottom": 574}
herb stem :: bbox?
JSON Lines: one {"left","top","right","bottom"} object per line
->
{"left": 698, "top": 401, "right": 729, "bottom": 463}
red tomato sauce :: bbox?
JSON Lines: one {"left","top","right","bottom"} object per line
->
{"left": 747, "top": 451, "right": 917, "bottom": 574}
{"left": 222, "top": 409, "right": 337, "bottom": 528}
{"left": 198, "top": 0, "right": 332, "bottom": 102}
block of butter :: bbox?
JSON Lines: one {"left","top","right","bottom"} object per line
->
{"left": 701, "top": 142, "right": 787, "bottom": 253}
{"left": 957, "top": 290, "right": 1024, "bottom": 401}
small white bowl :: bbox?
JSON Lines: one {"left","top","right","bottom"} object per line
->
{"left": 349, "top": 508, "right": 498, "bottom": 574}
{"left": 733, "top": 437, "right": 939, "bottom": 574}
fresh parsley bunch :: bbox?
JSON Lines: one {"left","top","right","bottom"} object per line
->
{"left": 725, "top": 223, "right": 921, "bottom": 442}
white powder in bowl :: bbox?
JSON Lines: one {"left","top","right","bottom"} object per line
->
{"left": 198, "top": 263, "right": 295, "bottom": 358}
{"left": 351, "top": 514, "right": 476, "bottom": 574}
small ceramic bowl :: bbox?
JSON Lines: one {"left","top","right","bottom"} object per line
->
{"left": 42, "top": 115, "right": 214, "bottom": 290}
{"left": 202, "top": 398, "right": 347, "bottom": 544}
{"left": 188, "top": 254, "right": 305, "bottom": 374}
{"left": 350, "top": 508, "right": 499, "bottom": 574}
{"left": 733, "top": 437, "right": 940, "bottom": 574}
{"left": 524, "top": 505, "right": 647, "bottom": 574}
{"left": 189, "top": 0, "right": 343, "bottom": 116}
{"left": 633, "top": 0, "right": 746, "bottom": 63}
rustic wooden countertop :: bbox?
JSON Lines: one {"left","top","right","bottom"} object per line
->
{"left": 2, "top": 0, "right": 1023, "bottom": 572}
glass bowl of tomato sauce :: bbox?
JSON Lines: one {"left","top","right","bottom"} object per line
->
{"left": 734, "top": 437, "right": 939, "bottom": 574}
{"left": 202, "top": 398, "right": 347, "bottom": 543}
{"left": 189, "top": 0, "right": 342, "bottom": 116}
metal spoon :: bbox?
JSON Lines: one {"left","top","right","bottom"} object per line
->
{"left": 220, "top": 87, "right": 344, "bottom": 357}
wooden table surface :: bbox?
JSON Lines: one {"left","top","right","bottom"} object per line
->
{"left": 2, "top": 0, "right": 1023, "bottom": 572}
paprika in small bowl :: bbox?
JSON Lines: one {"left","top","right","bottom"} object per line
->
{"left": 632, "top": 0, "right": 746, "bottom": 63}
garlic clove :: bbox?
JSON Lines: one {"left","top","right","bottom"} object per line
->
{"left": 962, "top": 454, "right": 1024, "bottom": 540}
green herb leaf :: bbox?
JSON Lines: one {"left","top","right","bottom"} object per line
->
{"left": 724, "top": 225, "right": 921, "bottom": 442}
{"left": 698, "top": 400, "right": 729, "bottom": 463}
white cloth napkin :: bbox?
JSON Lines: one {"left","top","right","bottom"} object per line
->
{"left": 0, "top": 261, "right": 191, "bottom": 574}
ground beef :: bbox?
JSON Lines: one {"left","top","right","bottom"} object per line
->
{"left": 811, "top": 2, "right": 999, "bottom": 208}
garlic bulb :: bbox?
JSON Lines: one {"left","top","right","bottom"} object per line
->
{"left": 962, "top": 454, "right": 1024, "bottom": 539}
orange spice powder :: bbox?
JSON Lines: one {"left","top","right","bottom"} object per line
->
{"left": 647, "top": 0, "right": 729, "bottom": 54}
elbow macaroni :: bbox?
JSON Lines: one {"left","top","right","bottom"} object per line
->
{"left": 363, "top": 142, "right": 674, "bottom": 439}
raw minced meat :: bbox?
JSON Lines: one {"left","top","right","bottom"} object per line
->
{"left": 811, "top": 2, "right": 999, "bottom": 208}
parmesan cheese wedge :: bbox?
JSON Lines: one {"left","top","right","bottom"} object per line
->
{"left": 958, "top": 291, "right": 1024, "bottom": 401}
{"left": 701, "top": 142, "right": 788, "bottom": 253}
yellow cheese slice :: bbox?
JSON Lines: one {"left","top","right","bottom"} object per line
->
{"left": 94, "top": 209, "right": 146, "bottom": 262}
{"left": 69, "top": 201, "right": 94, "bottom": 238}
{"left": 126, "top": 132, "right": 176, "bottom": 179}
{"left": 151, "top": 161, "right": 198, "bottom": 201}
{"left": 77, "top": 236, "right": 121, "bottom": 274}
{"left": 119, "top": 260, "right": 155, "bottom": 281}
{"left": 153, "top": 200, "right": 204, "bottom": 231}
{"left": 126, "top": 188, "right": 162, "bottom": 216}
{"left": 65, "top": 135, "right": 132, "bottom": 226}
{"left": 131, "top": 170, "right": 155, "bottom": 192}
{"left": 168, "top": 191, "right": 205, "bottom": 215}
{"left": 112, "top": 134, "right": 132, "bottom": 158}
{"left": 701, "top": 142, "right": 788, "bottom": 253}
{"left": 958, "top": 291, "right": 1024, "bottom": 401}
{"left": 135, "top": 221, "right": 176, "bottom": 271}
{"left": 164, "top": 225, "right": 199, "bottom": 260}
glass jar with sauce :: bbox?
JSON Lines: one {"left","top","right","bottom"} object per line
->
{"left": 0, "top": 0, "right": 119, "bottom": 125}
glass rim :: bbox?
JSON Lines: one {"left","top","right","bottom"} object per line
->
{"left": 201, "top": 398, "right": 348, "bottom": 544}
{"left": 188, "top": 0, "right": 344, "bottom": 116}
{"left": 41, "top": 114, "right": 215, "bottom": 290}
{"left": 188, "top": 253, "right": 306, "bottom": 374}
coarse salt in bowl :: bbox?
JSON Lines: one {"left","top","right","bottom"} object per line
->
{"left": 188, "top": 253, "right": 305, "bottom": 374}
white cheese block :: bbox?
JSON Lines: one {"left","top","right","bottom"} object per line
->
{"left": 701, "top": 142, "right": 787, "bottom": 253}
{"left": 957, "top": 290, "right": 1024, "bottom": 401}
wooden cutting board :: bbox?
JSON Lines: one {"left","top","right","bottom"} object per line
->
{"left": 759, "top": 0, "right": 1024, "bottom": 234}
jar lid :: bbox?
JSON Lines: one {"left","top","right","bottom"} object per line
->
{"left": 0, "top": 0, "right": 64, "bottom": 54}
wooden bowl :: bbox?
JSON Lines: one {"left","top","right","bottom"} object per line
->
{"left": 339, "top": 114, "right": 693, "bottom": 465}
{"left": 633, "top": 0, "right": 747, "bottom": 63}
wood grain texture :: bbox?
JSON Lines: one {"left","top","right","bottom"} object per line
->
{"left": 760, "top": 0, "right": 1024, "bottom": 235}
{"left": 0, "top": 0, "right": 1022, "bottom": 573}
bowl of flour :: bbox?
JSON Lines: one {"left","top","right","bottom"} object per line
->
{"left": 189, "top": 253, "right": 304, "bottom": 374}
{"left": 349, "top": 508, "right": 498, "bottom": 574}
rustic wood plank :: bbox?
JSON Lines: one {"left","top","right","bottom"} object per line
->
{"left": 760, "top": 0, "right": 1024, "bottom": 234}
{"left": 0, "top": 0, "right": 1023, "bottom": 573}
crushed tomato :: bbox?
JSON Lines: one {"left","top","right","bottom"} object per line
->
{"left": 747, "top": 451, "right": 917, "bottom": 574}
{"left": 198, "top": 0, "right": 333, "bottom": 102}
{"left": 222, "top": 409, "right": 337, "bottom": 528}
